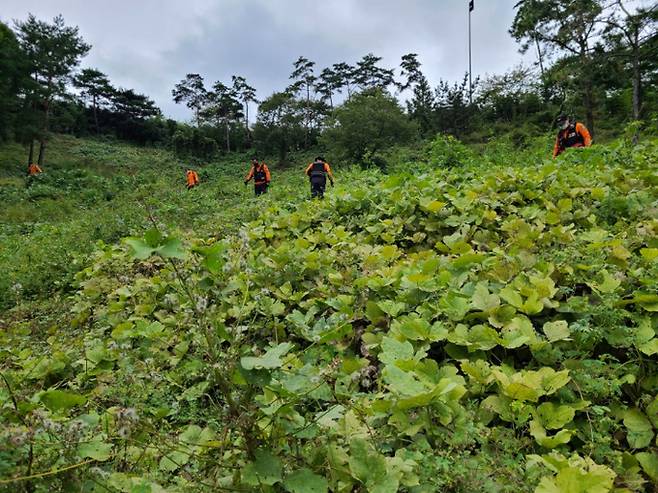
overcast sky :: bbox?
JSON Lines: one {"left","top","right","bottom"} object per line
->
{"left": 1, "top": 0, "right": 535, "bottom": 121}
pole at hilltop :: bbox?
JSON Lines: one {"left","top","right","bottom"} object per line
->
{"left": 468, "top": 0, "right": 473, "bottom": 104}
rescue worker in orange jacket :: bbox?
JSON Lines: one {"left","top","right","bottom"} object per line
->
{"left": 553, "top": 115, "right": 592, "bottom": 158}
{"left": 305, "top": 156, "right": 334, "bottom": 199}
{"left": 27, "top": 163, "right": 43, "bottom": 176}
{"left": 186, "top": 169, "right": 200, "bottom": 189}
{"left": 244, "top": 157, "right": 271, "bottom": 196}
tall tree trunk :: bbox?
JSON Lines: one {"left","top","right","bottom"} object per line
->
{"left": 27, "top": 141, "right": 34, "bottom": 165}
{"left": 245, "top": 101, "right": 252, "bottom": 144}
{"left": 304, "top": 83, "right": 310, "bottom": 149}
{"left": 534, "top": 36, "right": 545, "bottom": 79}
{"left": 631, "top": 42, "right": 641, "bottom": 121}
{"left": 580, "top": 49, "right": 595, "bottom": 137}
{"left": 583, "top": 79, "right": 595, "bottom": 138}
{"left": 225, "top": 120, "right": 231, "bottom": 153}
{"left": 38, "top": 99, "right": 50, "bottom": 167}
{"left": 37, "top": 139, "right": 46, "bottom": 166}
{"left": 93, "top": 94, "right": 99, "bottom": 134}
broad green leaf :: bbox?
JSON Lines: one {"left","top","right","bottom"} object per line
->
{"left": 536, "top": 459, "right": 615, "bottom": 493}
{"left": 394, "top": 315, "right": 431, "bottom": 340}
{"left": 471, "top": 282, "right": 500, "bottom": 312}
{"left": 468, "top": 324, "right": 500, "bottom": 351}
{"left": 284, "top": 468, "right": 329, "bottom": 493}
{"left": 194, "top": 242, "right": 227, "bottom": 273}
{"left": 365, "top": 301, "right": 386, "bottom": 323}
{"left": 488, "top": 305, "right": 517, "bottom": 328}
{"left": 40, "top": 389, "right": 87, "bottom": 413}
{"left": 377, "top": 300, "right": 406, "bottom": 317}
{"left": 502, "top": 316, "right": 538, "bottom": 349}
{"left": 348, "top": 438, "right": 387, "bottom": 483}
{"left": 624, "top": 409, "right": 654, "bottom": 449}
{"left": 125, "top": 238, "right": 156, "bottom": 260}
{"left": 588, "top": 270, "right": 620, "bottom": 294}
{"left": 380, "top": 245, "right": 398, "bottom": 260}
{"left": 505, "top": 382, "right": 541, "bottom": 402}
{"left": 541, "top": 368, "right": 571, "bottom": 395}
{"left": 382, "top": 366, "right": 425, "bottom": 396}
{"left": 500, "top": 286, "right": 523, "bottom": 309}
{"left": 521, "top": 291, "right": 544, "bottom": 315}
{"left": 379, "top": 337, "right": 414, "bottom": 365}
{"left": 241, "top": 342, "right": 294, "bottom": 370}
{"left": 635, "top": 293, "right": 658, "bottom": 312}
{"left": 646, "top": 397, "right": 658, "bottom": 428}
{"left": 536, "top": 402, "right": 576, "bottom": 429}
{"left": 157, "top": 237, "right": 186, "bottom": 259}
{"left": 636, "top": 452, "right": 658, "bottom": 482}
{"left": 636, "top": 318, "right": 655, "bottom": 344}
{"left": 543, "top": 321, "right": 571, "bottom": 342}
{"left": 144, "top": 228, "right": 163, "bottom": 247}
{"left": 179, "top": 424, "right": 214, "bottom": 449}
{"left": 423, "top": 200, "right": 446, "bottom": 213}
{"left": 529, "top": 419, "right": 573, "bottom": 449}
{"left": 77, "top": 439, "right": 113, "bottom": 461}
{"left": 639, "top": 339, "right": 658, "bottom": 356}
{"left": 640, "top": 248, "right": 658, "bottom": 261}
{"left": 242, "top": 450, "right": 283, "bottom": 486}
{"left": 159, "top": 449, "right": 190, "bottom": 472}
{"left": 439, "top": 291, "right": 470, "bottom": 321}
{"left": 348, "top": 438, "right": 398, "bottom": 493}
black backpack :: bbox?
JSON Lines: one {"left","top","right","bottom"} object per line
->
{"left": 310, "top": 161, "right": 325, "bottom": 177}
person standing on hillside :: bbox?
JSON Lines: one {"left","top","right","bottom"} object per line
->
{"left": 244, "top": 157, "right": 271, "bottom": 196}
{"left": 553, "top": 115, "right": 592, "bottom": 158}
{"left": 186, "top": 169, "right": 200, "bottom": 189}
{"left": 305, "top": 156, "right": 334, "bottom": 199}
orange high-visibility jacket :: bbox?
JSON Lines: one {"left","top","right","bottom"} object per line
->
{"left": 305, "top": 161, "right": 335, "bottom": 182}
{"left": 186, "top": 170, "right": 199, "bottom": 187}
{"left": 553, "top": 122, "right": 592, "bottom": 158}
{"left": 245, "top": 163, "right": 271, "bottom": 186}
{"left": 28, "top": 163, "right": 43, "bottom": 176}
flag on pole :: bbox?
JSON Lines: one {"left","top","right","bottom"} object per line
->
{"left": 469, "top": 0, "right": 474, "bottom": 12}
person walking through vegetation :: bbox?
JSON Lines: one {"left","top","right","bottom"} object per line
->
{"left": 553, "top": 115, "right": 592, "bottom": 158}
{"left": 186, "top": 169, "right": 200, "bottom": 189}
{"left": 244, "top": 157, "right": 271, "bottom": 196}
{"left": 26, "top": 162, "right": 43, "bottom": 187}
{"left": 27, "top": 163, "right": 43, "bottom": 176}
{"left": 305, "top": 156, "right": 334, "bottom": 199}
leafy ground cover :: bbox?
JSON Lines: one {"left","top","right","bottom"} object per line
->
{"left": 0, "top": 136, "right": 311, "bottom": 310}
{"left": 1, "top": 135, "right": 658, "bottom": 492}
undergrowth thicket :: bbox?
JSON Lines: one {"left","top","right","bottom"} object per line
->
{"left": 1, "top": 135, "right": 658, "bottom": 492}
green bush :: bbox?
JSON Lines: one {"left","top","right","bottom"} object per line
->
{"left": 426, "top": 134, "right": 477, "bottom": 167}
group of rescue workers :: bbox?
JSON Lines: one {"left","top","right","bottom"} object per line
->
{"left": 26, "top": 115, "right": 592, "bottom": 193}
{"left": 187, "top": 155, "right": 336, "bottom": 198}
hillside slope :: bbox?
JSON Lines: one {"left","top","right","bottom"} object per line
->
{"left": 1, "top": 137, "right": 658, "bottom": 492}
{"left": 0, "top": 136, "right": 309, "bottom": 310}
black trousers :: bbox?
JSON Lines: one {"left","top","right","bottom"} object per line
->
{"left": 255, "top": 183, "right": 268, "bottom": 196}
{"left": 310, "top": 176, "right": 326, "bottom": 198}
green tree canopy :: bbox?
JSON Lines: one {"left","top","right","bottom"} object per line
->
{"left": 15, "top": 14, "right": 90, "bottom": 164}
{"left": 320, "top": 88, "right": 417, "bottom": 164}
